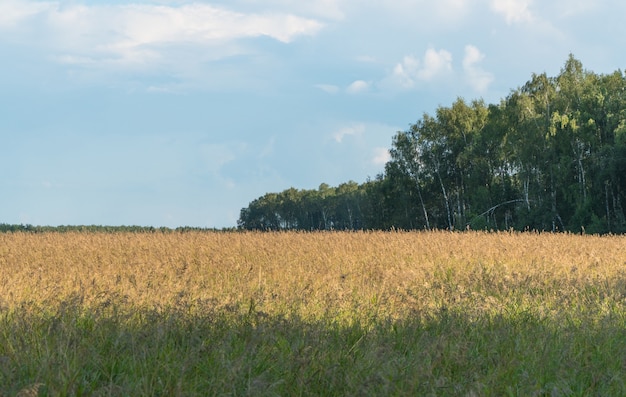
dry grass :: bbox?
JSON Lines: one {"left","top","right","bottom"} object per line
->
{"left": 2, "top": 230, "right": 624, "bottom": 319}
{"left": 1, "top": 230, "right": 625, "bottom": 395}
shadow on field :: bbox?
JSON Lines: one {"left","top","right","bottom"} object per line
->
{"left": 1, "top": 299, "right": 626, "bottom": 396}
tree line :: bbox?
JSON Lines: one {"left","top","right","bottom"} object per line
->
{"left": 0, "top": 224, "right": 236, "bottom": 233}
{"left": 238, "top": 56, "right": 626, "bottom": 233}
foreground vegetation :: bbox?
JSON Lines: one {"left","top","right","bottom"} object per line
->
{"left": 1, "top": 231, "right": 626, "bottom": 395}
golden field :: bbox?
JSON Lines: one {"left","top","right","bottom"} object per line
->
{"left": 2, "top": 230, "right": 625, "bottom": 320}
{"left": 2, "top": 231, "right": 626, "bottom": 396}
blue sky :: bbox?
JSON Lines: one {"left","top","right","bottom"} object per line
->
{"left": 2, "top": 0, "right": 625, "bottom": 228}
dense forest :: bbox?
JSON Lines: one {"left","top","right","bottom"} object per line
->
{"left": 238, "top": 56, "right": 626, "bottom": 233}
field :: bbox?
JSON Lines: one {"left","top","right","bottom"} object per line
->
{"left": 1, "top": 231, "right": 626, "bottom": 396}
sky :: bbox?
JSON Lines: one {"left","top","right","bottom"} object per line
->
{"left": 1, "top": 0, "right": 625, "bottom": 228}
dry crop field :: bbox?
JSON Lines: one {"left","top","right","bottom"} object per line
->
{"left": 1, "top": 231, "right": 626, "bottom": 395}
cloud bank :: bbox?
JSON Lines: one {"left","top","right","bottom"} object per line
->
{"left": 0, "top": 1, "right": 324, "bottom": 68}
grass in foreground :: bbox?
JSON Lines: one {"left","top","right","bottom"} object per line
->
{"left": 1, "top": 231, "right": 625, "bottom": 395}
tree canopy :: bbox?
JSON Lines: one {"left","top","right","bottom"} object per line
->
{"left": 238, "top": 55, "right": 626, "bottom": 233}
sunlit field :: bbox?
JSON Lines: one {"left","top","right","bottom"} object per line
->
{"left": 1, "top": 231, "right": 625, "bottom": 395}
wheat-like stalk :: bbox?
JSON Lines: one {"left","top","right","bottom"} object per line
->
{"left": 15, "top": 383, "right": 43, "bottom": 397}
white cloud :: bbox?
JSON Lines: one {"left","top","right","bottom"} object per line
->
{"left": 372, "top": 147, "right": 390, "bottom": 165}
{"left": 0, "top": 0, "right": 53, "bottom": 28}
{"left": 333, "top": 124, "right": 365, "bottom": 143}
{"left": 346, "top": 80, "right": 370, "bottom": 94}
{"left": 463, "top": 45, "right": 494, "bottom": 93}
{"left": 390, "top": 55, "right": 421, "bottom": 89}
{"left": 383, "top": 48, "right": 453, "bottom": 90}
{"left": 490, "top": 0, "right": 534, "bottom": 24}
{"left": 419, "top": 48, "right": 453, "bottom": 80}
{"left": 1, "top": 1, "right": 324, "bottom": 68}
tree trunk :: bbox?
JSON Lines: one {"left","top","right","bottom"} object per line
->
{"left": 416, "top": 184, "right": 431, "bottom": 230}
{"left": 436, "top": 169, "right": 453, "bottom": 230}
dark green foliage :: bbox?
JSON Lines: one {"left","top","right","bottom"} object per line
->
{"left": 239, "top": 55, "right": 626, "bottom": 233}
{"left": 238, "top": 182, "right": 371, "bottom": 230}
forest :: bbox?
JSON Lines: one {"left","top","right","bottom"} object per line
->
{"left": 238, "top": 55, "right": 626, "bottom": 233}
